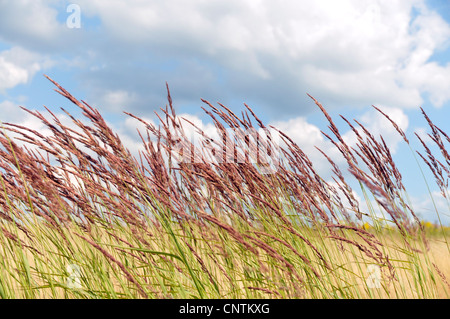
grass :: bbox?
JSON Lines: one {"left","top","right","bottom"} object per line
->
{"left": 0, "top": 75, "right": 448, "bottom": 298}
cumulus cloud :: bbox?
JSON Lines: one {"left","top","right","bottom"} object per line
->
{"left": 0, "top": 48, "right": 37, "bottom": 91}
{"left": 0, "top": 57, "right": 28, "bottom": 91}
{"left": 341, "top": 105, "right": 409, "bottom": 153}
{"left": 100, "top": 89, "right": 139, "bottom": 112}
{"left": 0, "top": 46, "right": 54, "bottom": 92}
{"left": 1, "top": 1, "right": 449, "bottom": 119}
{"left": 0, "top": 0, "right": 80, "bottom": 51}
{"left": 61, "top": 0, "right": 450, "bottom": 118}
{"left": 0, "top": 100, "right": 24, "bottom": 122}
{"left": 267, "top": 105, "right": 409, "bottom": 176}
{"left": 414, "top": 126, "right": 434, "bottom": 145}
{"left": 269, "top": 116, "right": 341, "bottom": 175}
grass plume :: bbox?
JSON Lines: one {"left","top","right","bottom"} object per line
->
{"left": 0, "top": 75, "right": 448, "bottom": 299}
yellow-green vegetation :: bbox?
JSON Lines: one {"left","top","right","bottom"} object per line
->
{"left": 0, "top": 214, "right": 448, "bottom": 298}
{"left": 0, "top": 76, "right": 448, "bottom": 299}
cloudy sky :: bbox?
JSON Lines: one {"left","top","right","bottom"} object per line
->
{"left": 1, "top": 0, "right": 450, "bottom": 224}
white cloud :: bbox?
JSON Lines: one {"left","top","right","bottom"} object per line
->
{"left": 111, "top": 116, "right": 156, "bottom": 158}
{"left": 264, "top": 105, "right": 410, "bottom": 184}
{"left": 269, "top": 116, "right": 343, "bottom": 177}
{"left": 0, "top": 1, "right": 449, "bottom": 117}
{"left": 343, "top": 106, "right": 409, "bottom": 153}
{"left": 414, "top": 126, "right": 433, "bottom": 144}
{"left": 0, "top": 0, "right": 65, "bottom": 49}
{"left": 68, "top": 0, "right": 450, "bottom": 114}
{"left": 0, "top": 46, "right": 54, "bottom": 92}
{"left": 400, "top": 61, "right": 450, "bottom": 108}
{"left": 0, "top": 100, "right": 25, "bottom": 122}
{"left": 0, "top": 57, "right": 29, "bottom": 91}
{"left": 2, "top": 1, "right": 448, "bottom": 119}
{"left": 101, "top": 89, "right": 139, "bottom": 112}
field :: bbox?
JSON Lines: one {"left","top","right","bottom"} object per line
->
{"left": 0, "top": 76, "right": 449, "bottom": 299}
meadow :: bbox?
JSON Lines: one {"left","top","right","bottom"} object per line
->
{"left": 0, "top": 75, "right": 448, "bottom": 299}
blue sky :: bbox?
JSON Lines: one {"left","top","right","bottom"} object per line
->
{"left": 1, "top": 0, "right": 450, "bottom": 224}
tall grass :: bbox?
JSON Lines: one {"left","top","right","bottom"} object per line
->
{"left": 0, "top": 75, "right": 448, "bottom": 298}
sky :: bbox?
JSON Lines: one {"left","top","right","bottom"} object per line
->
{"left": 1, "top": 0, "right": 450, "bottom": 224}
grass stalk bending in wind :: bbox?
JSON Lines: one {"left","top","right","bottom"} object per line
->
{"left": 0, "top": 75, "right": 448, "bottom": 298}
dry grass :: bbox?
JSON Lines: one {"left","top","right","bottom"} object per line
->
{"left": 0, "top": 75, "right": 448, "bottom": 299}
